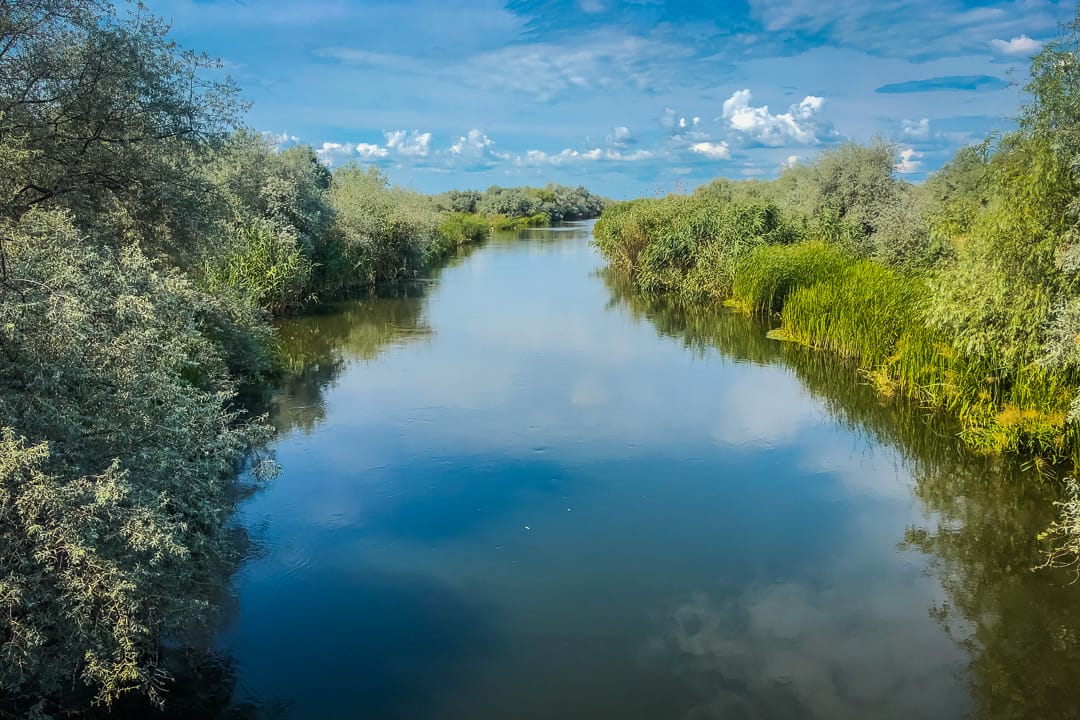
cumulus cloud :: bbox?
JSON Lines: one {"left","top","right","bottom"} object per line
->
{"left": 662, "top": 108, "right": 705, "bottom": 135}
{"left": 315, "top": 141, "right": 390, "bottom": 165}
{"left": 902, "top": 118, "right": 930, "bottom": 138}
{"left": 450, "top": 128, "right": 496, "bottom": 156}
{"left": 689, "top": 141, "right": 731, "bottom": 160}
{"left": 991, "top": 34, "right": 1042, "bottom": 55}
{"left": 895, "top": 146, "right": 923, "bottom": 173}
{"left": 384, "top": 130, "right": 431, "bottom": 157}
{"left": 355, "top": 143, "right": 389, "bottom": 158}
{"left": 721, "top": 90, "right": 825, "bottom": 146}
{"left": 783, "top": 155, "right": 800, "bottom": 169}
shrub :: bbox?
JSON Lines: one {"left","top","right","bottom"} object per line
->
{"left": 0, "top": 210, "right": 273, "bottom": 714}
{"left": 205, "top": 219, "right": 313, "bottom": 313}
{"left": 438, "top": 213, "right": 490, "bottom": 246}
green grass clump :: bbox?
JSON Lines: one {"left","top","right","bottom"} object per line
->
{"left": 777, "top": 262, "right": 1077, "bottom": 458}
{"left": 779, "top": 261, "right": 922, "bottom": 365}
{"left": 731, "top": 241, "right": 852, "bottom": 313}
{"left": 438, "top": 213, "right": 491, "bottom": 246}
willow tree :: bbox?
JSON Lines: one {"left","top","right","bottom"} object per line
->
{"left": 0, "top": 0, "right": 241, "bottom": 261}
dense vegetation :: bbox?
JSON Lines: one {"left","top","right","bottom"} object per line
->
{"left": 436, "top": 184, "right": 606, "bottom": 228}
{"left": 0, "top": 2, "right": 599, "bottom": 716}
{"left": 595, "top": 13, "right": 1080, "bottom": 565}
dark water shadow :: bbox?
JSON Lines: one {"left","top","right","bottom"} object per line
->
{"left": 220, "top": 564, "right": 499, "bottom": 720}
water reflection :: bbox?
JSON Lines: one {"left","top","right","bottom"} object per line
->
{"left": 604, "top": 265, "right": 1080, "bottom": 720}
{"left": 150, "top": 224, "right": 1080, "bottom": 720}
{"left": 272, "top": 283, "right": 435, "bottom": 435}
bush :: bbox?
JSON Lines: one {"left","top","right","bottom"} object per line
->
{"left": 329, "top": 165, "right": 443, "bottom": 287}
{"left": 438, "top": 213, "right": 490, "bottom": 246}
{"left": 0, "top": 210, "right": 273, "bottom": 714}
{"left": 205, "top": 219, "right": 313, "bottom": 313}
{"left": 594, "top": 194, "right": 801, "bottom": 297}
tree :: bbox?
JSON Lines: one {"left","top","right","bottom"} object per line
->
{"left": 0, "top": 0, "right": 241, "bottom": 261}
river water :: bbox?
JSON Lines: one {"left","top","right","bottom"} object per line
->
{"left": 208, "top": 222, "right": 1080, "bottom": 719}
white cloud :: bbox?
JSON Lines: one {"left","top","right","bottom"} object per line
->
{"left": 901, "top": 118, "right": 930, "bottom": 139}
{"left": 611, "top": 126, "right": 634, "bottom": 145}
{"left": 896, "top": 146, "right": 923, "bottom": 173}
{"left": 518, "top": 146, "right": 653, "bottom": 165}
{"left": 991, "top": 34, "right": 1042, "bottom": 55}
{"left": 689, "top": 141, "right": 731, "bottom": 159}
{"left": 744, "top": 0, "right": 1060, "bottom": 59}
{"left": 355, "top": 143, "right": 389, "bottom": 158}
{"left": 384, "top": 130, "right": 431, "bottom": 157}
{"left": 315, "top": 141, "right": 390, "bottom": 166}
{"left": 606, "top": 148, "right": 653, "bottom": 161}
{"left": 721, "top": 90, "right": 825, "bottom": 146}
{"left": 783, "top": 155, "right": 800, "bottom": 169}
{"left": 464, "top": 33, "right": 694, "bottom": 101}
{"left": 450, "top": 128, "right": 495, "bottom": 155}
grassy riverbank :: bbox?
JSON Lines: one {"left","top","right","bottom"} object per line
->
{"left": 595, "top": 15, "right": 1080, "bottom": 567}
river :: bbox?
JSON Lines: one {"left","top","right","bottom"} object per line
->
{"left": 201, "top": 221, "right": 1080, "bottom": 719}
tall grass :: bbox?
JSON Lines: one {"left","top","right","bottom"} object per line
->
{"left": 731, "top": 241, "right": 852, "bottom": 313}
{"left": 779, "top": 261, "right": 922, "bottom": 364}
{"left": 206, "top": 219, "right": 313, "bottom": 312}
{"left": 778, "top": 262, "right": 1076, "bottom": 458}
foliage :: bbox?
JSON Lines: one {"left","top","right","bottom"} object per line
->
{"left": 731, "top": 241, "right": 852, "bottom": 313}
{"left": 594, "top": 195, "right": 800, "bottom": 297}
{"left": 489, "top": 212, "right": 550, "bottom": 230}
{"left": 438, "top": 213, "right": 491, "bottom": 246}
{"left": 328, "top": 165, "right": 447, "bottom": 287}
{"left": 205, "top": 219, "right": 314, "bottom": 313}
{"left": 0, "top": 0, "right": 241, "bottom": 259}
{"left": 475, "top": 184, "right": 605, "bottom": 221}
{"left": 0, "top": 211, "right": 272, "bottom": 716}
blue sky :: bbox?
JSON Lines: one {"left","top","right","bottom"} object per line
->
{"left": 156, "top": 0, "right": 1074, "bottom": 197}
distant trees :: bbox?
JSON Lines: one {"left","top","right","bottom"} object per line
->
{"left": 456, "top": 183, "right": 606, "bottom": 222}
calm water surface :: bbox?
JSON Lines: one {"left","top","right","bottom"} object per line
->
{"left": 212, "top": 222, "right": 1080, "bottom": 719}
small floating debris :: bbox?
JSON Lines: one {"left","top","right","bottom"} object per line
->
{"left": 524, "top": 525, "right": 531, "bottom": 531}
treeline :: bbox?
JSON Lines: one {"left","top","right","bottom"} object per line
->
{"left": 595, "top": 13, "right": 1080, "bottom": 567}
{"left": 436, "top": 184, "right": 607, "bottom": 229}
{"left": 0, "top": 2, "right": 600, "bottom": 717}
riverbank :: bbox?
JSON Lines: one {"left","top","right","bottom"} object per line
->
{"left": 593, "top": 133, "right": 1080, "bottom": 565}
